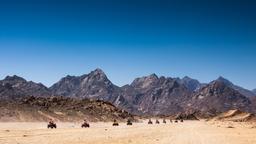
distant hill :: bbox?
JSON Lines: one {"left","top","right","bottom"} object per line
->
{"left": 0, "top": 96, "right": 134, "bottom": 122}
{"left": 210, "top": 109, "right": 256, "bottom": 122}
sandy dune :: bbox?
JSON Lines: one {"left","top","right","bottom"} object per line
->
{"left": 0, "top": 121, "right": 256, "bottom": 144}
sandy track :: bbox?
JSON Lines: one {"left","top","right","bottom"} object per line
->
{"left": 0, "top": 121, "right": 256, "bottom": 144}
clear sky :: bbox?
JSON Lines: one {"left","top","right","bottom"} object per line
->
{"left": 0, "top": 0, "right": 255, "bottom": 90}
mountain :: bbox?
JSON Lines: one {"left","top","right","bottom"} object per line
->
{"left": 0, "top": 82, "right": 24, "bottom": 100}
{"left": 252, "top": 89, "right": 256, "bottom": 94}
{"left": 188, "top": 78, "right": 252, "bottom": 115}
{"left": 0, "top": 96, "right": 134, "bottom": 122}
{"left": 1, "top": 70, "right": 255, "bottom": 117}
{"left": 51, "top": 71, "right": 192, "bottom": 115}
{"left": 176, "top": 76, "right": 201, "bottom": 92}
{"left": 37, "top": 71, "right": 256, "bottom": 115}
{"left": 250, "top": 96, "right": 256, "bottom": 114}
{"left": 50, "top": 69, "right": 121, "bottom": 103}
{"left": 0, "top": 75, "right": 51, "bottom": 100}
{"left": 215, "top": 77, "right": 255, "bottom": 97}
{"left": 119, "top": 74, "right": 192, "bottom": 115}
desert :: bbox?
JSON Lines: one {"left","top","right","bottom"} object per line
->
{"left": 0, "top": 120, "right": 256, "bottom": 144}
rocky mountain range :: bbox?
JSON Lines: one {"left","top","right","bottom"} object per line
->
{"left": 0, "top": 68, "right": 255, "bottom": 116}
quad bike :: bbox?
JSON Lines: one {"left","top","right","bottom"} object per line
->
{"left": 127, "top": 120, "right": 132, "bottom": 126}
{"left": 81, "top": 122, "right": 90, "bottom": 128}
{"left": 148, "top": 119, "right": 153, "bottom": 124}
{"left": 155, "top": 120, "right": 160, "bottom": 124}
{"left": 47, "top": 122, "right": 57, "bottom": 129}
{"left": 113, "top": 120, "right": 119, "bottom": 126}
{"left": 163, "top": 119, "right": 167, "bottom": 124}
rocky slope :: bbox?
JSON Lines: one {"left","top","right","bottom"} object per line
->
{"left": 0, "top": 96, "right": 134, "bottom": 122}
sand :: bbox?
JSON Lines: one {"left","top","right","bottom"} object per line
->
{"left": 0, "top": 120, "right": 256, "bottom": 144}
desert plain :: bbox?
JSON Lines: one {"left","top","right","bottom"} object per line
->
{"left": 0, "top": 120, "right": 256, "bottom": 144}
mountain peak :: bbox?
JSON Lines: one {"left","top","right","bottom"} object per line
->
{"left": 145, "top": 73, "right": 159, "bottom": 82}
{"left": 4, "top": 75, "right": 26, "bottom": 82}
{"left": 216, "top": 76, "right": 232, "bottom": 83}
{"left": 182, "top": 76, "right": 191, "bottom": 80}
{"left": 90, "top": 68, "right": 106, "bottom": 76}
{"left": 180, "top": 76, "right": 201, "bottom": 92}
{"left": 0, "top": 75, "right": 51, "bottom": 98}
{"left": 214, "top": 76, "right": 255, "bottom": 97}
{"left": 149, "top": 73, "right": 158, "bottom": 79}
{"left": 217, "top": 76, "right": 227, "bottom": 80}
{"left": 131, "top": 73, "right": 159, "bottom": 89}
{"left": 215, "top": 76, "right": 232, "bottom": 85}
{"left": 182, "top": 76, "right": 195, "bottom": 81}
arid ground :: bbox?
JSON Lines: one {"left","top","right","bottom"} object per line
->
{"left": 0, "top": 120, "right": 256, "bottom": 144}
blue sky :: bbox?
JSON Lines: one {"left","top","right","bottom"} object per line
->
{"left": 0, "top": 0, "right": 255, "bottom": 89}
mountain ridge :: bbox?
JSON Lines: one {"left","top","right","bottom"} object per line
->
{"left": 1, "top": 68, "right": 255, "bottom": 116}
{"left": 0, "top": 75, "right": 52, "bottom": 100}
